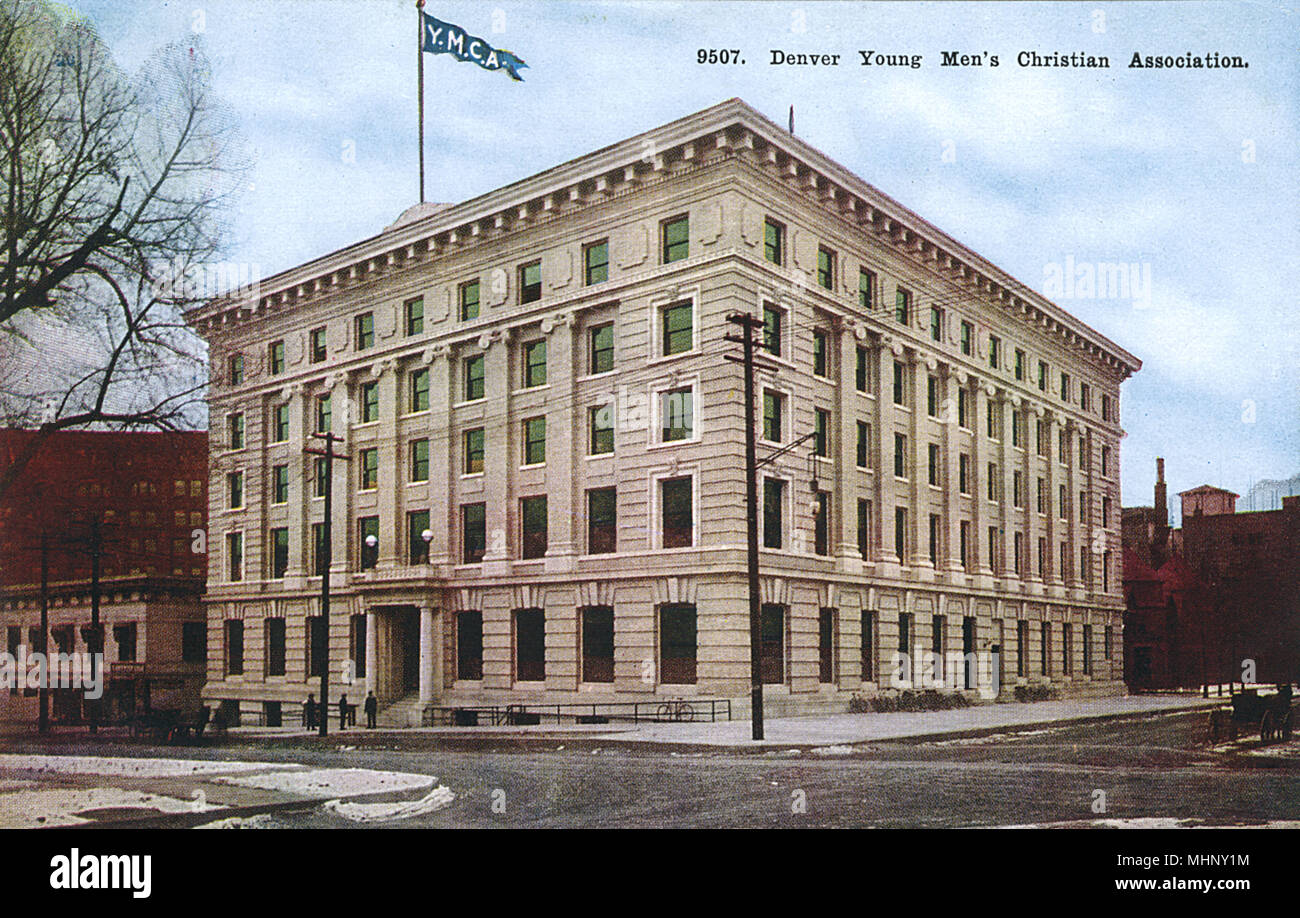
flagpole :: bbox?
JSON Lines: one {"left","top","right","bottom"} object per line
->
{"left": 416, "top": 0, "right": 426, "bottom": 203}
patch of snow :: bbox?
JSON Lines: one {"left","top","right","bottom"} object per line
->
{"left": 323, "top": 786, "right": 455, "bottom": 822}
{"left": 0, "top": 786, "right": 225, "bottom": 828}
{"left": 0, "top": 753, "right": 295, "bottom": 779}
{"left": 195, "top": 813, "right": 274, "bottom": 829}
{"left": 213, "top": 767, "right": 433, "bottom": 799}
{"left": 810, "top": 744, "right": 857, "bottom": 756}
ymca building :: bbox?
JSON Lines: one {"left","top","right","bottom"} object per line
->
{"left": 186, "top": 99, "right": 1140, "bottom": 725}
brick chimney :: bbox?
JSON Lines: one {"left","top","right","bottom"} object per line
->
{"left": 1155, "top": 457, "right": 1168, "bottom": 528}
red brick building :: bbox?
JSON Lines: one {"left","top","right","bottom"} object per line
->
{"left": 0, "top": 430, "right": 209, "bottom": 722}
{"left": 1123, "top": 458, "right": 1300, "bottom": 690}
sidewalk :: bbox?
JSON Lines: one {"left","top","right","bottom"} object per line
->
{"left": 220, "top": 692, "right": 1221, "bottom": 751}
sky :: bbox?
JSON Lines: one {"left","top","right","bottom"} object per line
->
{"left": 64, "top": 0, "right": 1300, "bottom": 516}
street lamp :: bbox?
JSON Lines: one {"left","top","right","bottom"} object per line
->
{"left": 421, "top": 529, "right": 433, "bottom": 563}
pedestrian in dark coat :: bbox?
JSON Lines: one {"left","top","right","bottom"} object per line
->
{"left": 364, "top": 691, "right": 378, "bottom": 729}
{"left": 339, "top": 693, "right": 348, "bottom": 730}
{"left": 304, "top": 693, "right": 317, "bottom": 730}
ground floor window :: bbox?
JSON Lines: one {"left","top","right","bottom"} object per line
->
{"left": 962, "top": 616, "right": 976, "bottom": 689}
{"left": 818, "top": 608, "right": 836, "bottom": 683}
{"left": 760, "top": 604, "right": 785, "bottom": 684}
{"left": 581, "top": 606, "right": 615, "bottom": 684}
{"left": 224, "top": 620, "right": 244, "bottom": 676}
{"left": 1017, "top": 620, "right": 1028, "bottom": 678}
{"left": 1083, "top": 624, "right": 1093, "bottom": 675}
{"left": 861, "top": 611, "right": 875, "bottom": 682}
{"left": 265, "top": 618, "right": 286, "bottom": 677}
{"left": 659, "top": 604, "right": 697, "bottom": 685}
{"left": 349, "top": 613, "right": 366, "bottom": 679}
{"left": 182, "top": 621, "right": 206, "bottom": 664}
{"left": 456, "top": 611, "right": 483, "bottom": 681}
{"left": 307, "top": 615, "right": 325, "bottom": 679}
{"left": 1041, "top": 622, "right": 1052, "bottom": 676}
{"left": 1063, "top": 623, "right": 1073, "bottom": 675}
{"left": 515, "top": 608, "right": 545, "bottom": 682}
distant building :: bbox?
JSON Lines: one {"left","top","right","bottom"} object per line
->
{"left": 1123, "top": 458, "right": 1299, "bottom": 690}
{"left": 0, "top": 430, "right": 209, "bottom": 722}
{"left": 1242, "top": 474, "right": 1300, "bottom": 512}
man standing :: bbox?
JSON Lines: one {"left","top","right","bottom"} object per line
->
{"left": 364, "top": 691, "right": 378, "bottom": 729}
{"left": 304, "top": 693, "right": 316, "bottom": 730}
{"left": 339, "top": 693, "right": 349, "bottom": 730}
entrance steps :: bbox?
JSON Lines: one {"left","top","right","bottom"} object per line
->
{"left": 376, "top": 692, "right": 424, "bottom": 728}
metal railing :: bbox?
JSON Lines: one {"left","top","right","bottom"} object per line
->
{"left": 425, "top": 698, "right": 732, "bottom": 727}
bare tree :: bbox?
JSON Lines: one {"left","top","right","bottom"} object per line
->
{"left": 0, "top": 0, "right": 247, "bottom": 499}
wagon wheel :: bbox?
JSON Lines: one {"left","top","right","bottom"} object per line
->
{"left": 677, "top": 702, "right": 696, "bottom": 723}
{"left": 656, "top": 703, "right": 673, "bottom": 723}
{"left": 1260, "top": 710, "right": 1276, "bottom": 744}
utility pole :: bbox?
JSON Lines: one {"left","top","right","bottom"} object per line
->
{"left": 305, "top": 431, "right": 350, "bottom": 737}
{"left": 725, "top": 313, "right": 766, "bottom": 740}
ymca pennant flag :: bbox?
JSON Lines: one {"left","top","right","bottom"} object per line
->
{"left": 420, "top": 12, "right": 528, "bottom": 81}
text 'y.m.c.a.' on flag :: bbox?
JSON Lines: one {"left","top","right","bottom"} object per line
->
{"left": 420, "top": 12, "right": 528, "bottom": 81}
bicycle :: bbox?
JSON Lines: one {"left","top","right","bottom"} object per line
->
{"left": 655, "top": 699, "right": 696, "bottom": 723}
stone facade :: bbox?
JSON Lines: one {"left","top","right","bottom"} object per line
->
{"left": 186, "top": 100, "right": 1140, "bottom": 723}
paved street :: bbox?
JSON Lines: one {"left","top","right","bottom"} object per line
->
{"left": 3, "top": 705, "right": 1298, "bottom": 828}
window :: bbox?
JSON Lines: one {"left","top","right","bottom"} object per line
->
{"left": 1102, "top": 445, "right": 1112, "bottom": 476}
{"left": 1060, "top": 372, "right": 1070, "bottom": 402}
{"left": 817, "top": 247, "right": 835, "bottom": 290}
{"left": 856, "top": 421, "right": 870, "bottom": 468}
{"left": 523, "top": 416, "right": 546, "bottom": 465}
{"left": 1060, "top": 430, "right": 1069, "bottom": 466}
{"left": 931, "top": 615, "right": 945, "bottom": 658}
{"left": 894, "top": 507, "right": 907, "bottom": 561}
{"left": 1036, "top": 420, "right": 1046, "bottom": 457}
{"left": 814, "top": 491, "right": 830, "bottom": 556}
{"left": 763, "top": 390, "right": 784, "bottom": 442}
{"left": 892, "top": 361, "right": 905, "bottom": 405}
{"left": 269, "top": 528, "right": 288, "bottom": 578}
{"left": 272, "top": 465, "right": 289, "bottom": 504}
{"left": 859, "top": 269, "right": 875, "bottom": 309}
{"left": 1102, "top": 393, "right": 1114, "bottom": 422}
{"left": 521, "top": 496, "right": 548, "bottom": 559}
{"left": 227, "top": 471, "right": 243, "bottom": 509}
{"left": 1059, "top": 484, "right": 1067, "bottom": 520}
{"left": 515, "top": 609, "right": 545, "bottom": 682}
{"left": 898, "top": 612, "right": 912, "bottom": 657}
{"left": 861, "top": 610, "right": 875, "bottom": 682}
{"left": 1011, "top": 411, "right": 1022, "bottom": 448}
{"left": 313, "top": 457, "right": 327, "bottom": 498}
{"left": 960, "top": 521, "right": 970, "bottom": 569}
{"left": 519, "top": 261, "right": 541, "bottom": 304}
{"left": 584, "top": 239, "right": 609, "bottom": 285}
{"left": 460, "top": 280, "right": 480, "bottom": 321}
{"left": 410, "top": 438, "right": 429, "bottom": 482}
{"left": 661, "top": 476, "right": 693, "bottom": 548}
{"left": 405, "top": 296, "right": 424, "bottom": 336}
{"left": 764, "top": 218, "right": 784, "bottom": 265}
{"left": 812, "top": 329, "right": 829, "bottom": 377}
{"left": 359, "top": 516, "right": 379, "bottom": 570}
{"left": 1060, "top": 542, "right": 1070, "bottom": 580}
{"left": 929, "top": 514, "right": 940, "bottom": 565}
{"left": 359, "top": 448, "right": 378, "bottom": 489}
{"left": 662, "top": 215, "right": 689, "bottom": 263}
{"left": 269, "top": 340, "right": 285, "bottom": 375}
{"left": 927, "top": 376, "right": 938, "bottom": 417}
{"left": 1038, "top": 537, "right": 1047, "bottom": 576}
{"left": 761, "top": 604, "right": 786, "bottom": 683}
{"left": 272, "top": 404, "right": 289, "bottom": 443}
{"left": 1080, "top": 383, "right": 1091, "bottom": 411}
{"left": 590, "top": 323, "right": 614, "bottom": 374}
{"left": 589, "top": 405, "right": 614, "bottom": 454}
{"left": 819, "top": 608, "right": 836, "bottom": 683}
{"left": 1103, "top": 550, "right": 1112, "bottom": 592}
{"left": 895, "top": 287, "right": 911, "bottom": 325}
{"left": 457, "top": 611, "right": 483, "bottom": 680}
{"left": 229, "top": 354, "right": 244, "bottom": 386}
{"left": 523, "top": 340, "right": 547, "bottom": 388}
{"left": 409, "top": 368, "right": 429, "bottom": 412}
{"left": 930, "top": 306, "right": 942, "bottom": 342}
{"left": 928, "top": 443, "right": 940, "bottom": 486}
{"left": 228, "top": 413, "right": 245, "bottom": 450}
{"left": 582, "top": 607, "right": 615, "bottom": 684}
{"left": 987, "top": 462, "right": 999, "bottom": 502}
{"left": 1102, "top": 496, "right": 1112, "bottom": 527}
{"left": 661, "top": 387, "right": 693, "bottom": 442}
{"left": 355, "top": 312, "right": 374, "bottom": 350}
{"left": 960, "top": 321, "right": 972, "bottom": 356}
{"left": 350, "top": 614, "right": 367, "bottom": 680}
{"left": 316, "top": 394, "right": 331, "bottom": 433}
{"left": 408, "top": 510, "right": 430, "bottom": 564}
{"left": 987, "top": 526, "right": 999, "bottom": 572}
{"left": 265, "top": 617, "right": 285, "bottom": 676}
{"left": 183, "top": 621, "right": 206, "bottom": 664}
{"left": 1016, "top": 620, "right": 1028, "bottom": 677}
{"left": 660, "top": 604, "right": 697, "bottom": 684}
{"left": 462, "top": 504, "right": 486, "bottom": 563}
{"left": 1063, "top": 623, "right": 1073, "bottom": 674}
{"left": 226, "top": 532, "right": 243, "bottom": 582}
{"left": 309, "top": 327, "right": 327, "bottom": 363}
{"left": 312, "top": 522, "right": 328, "bottom": 575}
{"left": 762, "top": 304, "right": 782, "bottom": 356}
{"left": 587, "top": 487, "right": 616, "bottom": 554}
{"left": 958, "top": 388, "right": 968, "bottom": 428}
{"left": 1080, "top": 490, "right": 1088, "bottom": 523}
{"left": 662, "top": 301, "right": 693, "bottom": 355}
{"left": 224, "top": 620, "right": 244, "bottom": 675}
{"left": 814, "top": 408, "right": 829, "bottom": 457}
{"left": 464, "top": 428, "right": 484, "bottom": 474}
{"left": 464, "top": 354, "right": 485, "bottom": 401}
{"left": 857, "top": 499, "right": 872, "bottom": 559}
{"left": 855, "top": 347, "right": 869, "bottom": 392}
{"left": 989, "top": 335, "right": 1000, "bottom": 369}
{"left": 763, "top": 478, "right": 784, "bottom": 549}
{"left": 1104, "top": 625, "right": 1113, "bottom": 660}
{"left": 1013, "top": 471, "right": 1024, "bottom": 508}
{"left": 894, "top": 433, "right": 907, "bottom": 478}
{"left": 1014, "top": 532, "right": 1024, "bottom": 574}
{"left": 1038, "top": 360, "right": 1048, "bottom": 392}
{"left": 959, "top": 453, "right": 970, "bottom": 494}
{"left": 1014, "top": 349, "right": 1025, "bottom": 382}
{"left": 987, "top": 401, "right": 999, "bottom": 439}
{"left": 1083, "top": 624, "right": 1093, "bottom": 675}
{"left": 1041, "top": 622, "right": 1051, "bottom": 675}
{"left": 361, "top": 381, "right": 379, "bottom": 423}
